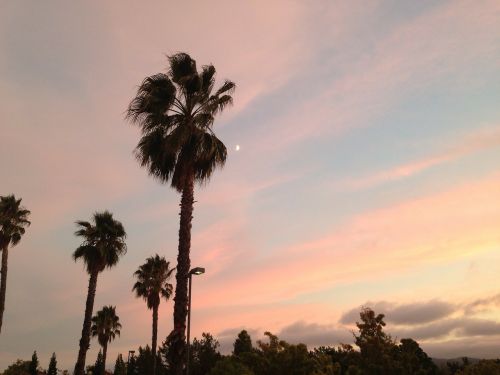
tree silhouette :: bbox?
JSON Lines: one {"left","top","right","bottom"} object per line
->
{"left": 127, "top": 52, "right": 235, "bottom": 374}
{"left": 208, "top": 357, "right": 254, "bottom": 375}
{"left": 93, "top": 350, "right": 105, "bottom": 375}
{"left": 0, "top": 195, "right": 30, "bottom": 333}
{"left": 28, "top": 351, "right": 38, "bottom": 375}
{"left": 91, "top": 305, "right": 122, "bottom": 375}
{"left": 133, "top": 254, "right": 174, "bottom": 375}
{"left": 396, "top": 338, "right": 437, "bottom": 374}
{"left": 113, "top": 354, "right": 126, "bottom": 375}
{"left": 354, "top": 307, "right": 397, "bottom": 374}
{"left": 190, "top": 333, "right": 222, "bottom": 375}
{"left": 47, "top": 353, "right": 58, "bottom": 375}
{"left": 233, "top": 330, "right": 253, "bottom": 356}
{"left": 73, "top": 211, "right": 127, "bottom": 375}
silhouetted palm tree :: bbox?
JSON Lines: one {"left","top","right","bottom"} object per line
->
{"left": 133, "top": 254, "right": 174, "bottom": 375}
{"left": 127, "top": 52, "right": 235, "bottom": 374}
{"left": 91, "top": 305, "right": 122, "bottom": 375}
{"left": 73, "top": 211, "right": 127, "bottom": 375}
{"left": 0, "top": 195, "right": 31, "bottom": 334}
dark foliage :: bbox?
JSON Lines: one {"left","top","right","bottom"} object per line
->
{"left": 314, "top": 344, "right": 361, "bottom": 374}
{"left": 2, "top": 360, "right": 30, "bottom": 375}
{"left": 47, "top": 353, "right": 57, "bottom": 375}
{"left": 113, "top": 354, "right": 126, "bottom": 375}
{"left": 234, "top": 330, "right": 253, "bottom": 356}
{"left": 0, "top": 194, "right": 31, "bottom": 334}
{"left": 396, "top": 338, "right": 438, "bottom": 374}
{"left": 28, "top": 351, "right": 38, "bottom": 375}
{"left": 455, "top": 359, "right": 500, "bottom": 374}
{"left": 93, "top": 350, "right": 104, "bottom": 375}
{"left": 126, "top": 346, "right": 168, "bottom": 375}
{"left": 208, "top": 357, "right": 254, "bottom": 375}
{"left": 126, "top": 355, "right": 137, "bottom": 375}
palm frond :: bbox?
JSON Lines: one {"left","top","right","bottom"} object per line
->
{"left": 215, "top": 80, "right": 236, "bottom": 96}
{"left": 133, "top": 254, "right": 175, "bottom": 309}
{"left": 91, "top": 305, "right": 121, "bottom": 347}
{"left": 73, "top": 212, "right": 126, "bottom": 274}
{"left": 134, "top": 128, "right": 178, "bottom": 184}
{"left": 200, "top": 64, "right": 216, "bottom": 97}
{"left": 168, "top": 53, "right": 197, "bottom": 85}
{"left": 126, "top": 74, "right": 176, "bottom": 123}
{"left": 126, "top": 53, "right": 235, "bottom": 191}
{"left": 193, "top": 133, "right": 227, "bottom": 183}
{"left": 0, "top": 194, "right": 31, "bottom": 249}
{"left": 10, "top": 232, "right": 21, "bottom": 246}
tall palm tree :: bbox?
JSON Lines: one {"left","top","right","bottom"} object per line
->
{"left": 126, "top": 52, "right": 235, "bottom": 374}
{"left": 91, "top": 305, "right": 122, "bottom": 375}
{"left": 73, "top": 211, "right": 127, "bottom": 375}
{"left": 0, "top": 195, "right": 31, "bottom": 334}
{"left": 133, "top": 254, "right": 174, "bottom": 375}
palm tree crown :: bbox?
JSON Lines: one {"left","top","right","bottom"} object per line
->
{"left": 91, "top": 305, "right": 122, "bottom": 347}
{"left": 133, "top": 254, "right": 174, "bottom": 309}
{"left": 0, "top": 195, "right": 31, "bottom": 248}
{"left": 0, "top": 194, "right": 31, "bottom": 334}
{"left": 126, "top": 52, "right": 235, "bottom": 191}
{"left": 73, "top": 211, "right": 127, "bottom": 273}
{"left": 72, "top": 211, "right": 126, "bottom": 375}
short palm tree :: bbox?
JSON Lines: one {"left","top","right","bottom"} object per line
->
{"left": 133, "top": 254, "right": 174, "bottom": 375}
{"left": 0, "top": 195, "right": 31, "bottom": 334}
{"left": 91, "top": 305, "right": 122, "bottom": 375}
{"left": 127, "top": 52, "right": 235, "bottom": 374}
{"left": 72, "top": 211, "right": 127, "bottom": 375}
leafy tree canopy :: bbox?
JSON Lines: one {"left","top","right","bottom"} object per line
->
{"left": 234, "top": 330, "right": 253, "bottom": 356}
{"left": 2, "top": 360, "right": 30, "bottom": 375}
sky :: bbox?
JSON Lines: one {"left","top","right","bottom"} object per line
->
{"left": 1, "top": 0, "right": 499, "bottom": 371}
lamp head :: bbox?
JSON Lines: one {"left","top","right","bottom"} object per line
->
{"left": 190, "top": 267, "right": 205, "bottom": 275}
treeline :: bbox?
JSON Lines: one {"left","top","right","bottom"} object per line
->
{"left": 3, "top": 308, "right": 500, "bottom": 375}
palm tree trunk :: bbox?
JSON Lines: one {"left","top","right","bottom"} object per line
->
{"left": 152, "top": 304, "right": 159, "bottom": 375}
{"left": 0, "top": 245, "right": 9, "bottom": 334}
{"left": 74, "top": 270, "right": 99, "bottom": 375}
{"left": 102, "top": 342, "right": 108, "bottom": 375}
{"left": 171, "top": 171, "right": 195, "bottom": 375}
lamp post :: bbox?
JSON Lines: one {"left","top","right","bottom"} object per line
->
{"left": 186, "top": 266, "right": 205, "bottom": 375}
{"left": 127, "top": 350, "right": 135, "bottom": 364}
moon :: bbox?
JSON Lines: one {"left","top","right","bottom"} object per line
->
{"left": 235, "top": 144, "right": 240, "bottom": 151}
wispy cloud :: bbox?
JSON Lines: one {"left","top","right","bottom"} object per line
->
{"left": 192, "top": 173, "right": 500, "bottom": 312}
{"left": 336, "top": 124, "right": 500, "bottom": 190}
{"left": 246, "top": 0, "right": 500, "bottom": 156}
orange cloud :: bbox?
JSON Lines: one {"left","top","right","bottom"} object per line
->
{"left": 193, "top": 172, "right": 500, "bottom": 319}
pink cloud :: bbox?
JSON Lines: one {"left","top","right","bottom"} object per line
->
{"left": 96, "top": 0, "right": 316, "bottom": 120}
{"left": 248, "top": 0, "right": 500, "bottom": 155}
{"left": 192, "top": 172, "right": 500, "bottom": 316}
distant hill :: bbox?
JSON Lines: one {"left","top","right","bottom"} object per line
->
{"left": 432, "top": 357, "right": 481, "bottom": 368}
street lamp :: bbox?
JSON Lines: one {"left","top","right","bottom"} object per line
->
{"left": 127, "top": 350, "right": 135, "bottom": 365}
{"left": 186, "top": 266, "right": 205, "bottom": 375}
